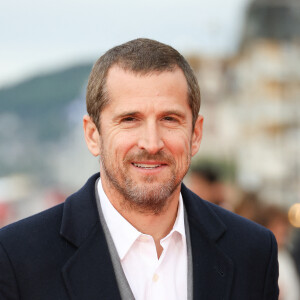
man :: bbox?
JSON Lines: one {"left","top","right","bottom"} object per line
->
{"left": 0, "top": 38, "right": 278, "bottom": 299}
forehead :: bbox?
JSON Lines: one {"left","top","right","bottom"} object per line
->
{"left": 105, "top": 65, "right": 189, "bottom": 110}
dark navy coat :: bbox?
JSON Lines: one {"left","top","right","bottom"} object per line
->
{"left": 0, "top": 173, "right": 279, "bottom": 299}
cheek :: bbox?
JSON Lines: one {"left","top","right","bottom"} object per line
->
{"left": 165, "top": 128, "right": 192, "bottom": 149}
{"left": 107, "top": 132, "right": 138, "bottom": 160}
{"left": 164, "top": 134, "right": 191, "bottom": 162}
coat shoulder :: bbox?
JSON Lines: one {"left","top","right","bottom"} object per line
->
{"left": 183, "top": 184, "right": 272, "bottom": 242}
{"left": 0, "top": 203, "right": 65, "bottom": 254}
{"left": 208, "top": 199, "right": 273, "bottom": 243}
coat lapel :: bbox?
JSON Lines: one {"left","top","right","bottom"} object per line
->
{"left": 58, "top": 173, "right": 233, "bottom": 299}
{"left": 60, "top": 173, "right": 122, "bottom": 300}
{"left": 182, "top": 184, "right": 234, "bottom": 300}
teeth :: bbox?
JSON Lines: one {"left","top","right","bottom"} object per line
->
{"left": 133, "top": 163, "right": 161, "bottom": 169}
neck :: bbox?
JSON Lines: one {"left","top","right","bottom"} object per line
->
{"left": 101, "top": 176, "right": 181, "bottom": 257}
{"left": 117, "top": 192, "right": 180, "bottom": 238}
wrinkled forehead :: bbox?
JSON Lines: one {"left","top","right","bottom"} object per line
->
{"left": 105, "top": 65, "right": 189, "bottom": 101}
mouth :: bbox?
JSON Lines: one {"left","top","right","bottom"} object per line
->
{"left": 132, "top": 162, "right": 166, "bottom": 170}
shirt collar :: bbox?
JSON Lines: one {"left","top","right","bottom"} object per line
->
{"left": 171, "top": 192, "right": 186, "bottom": 238}
{"left": 97, "top": 178, "right": 186, "bottom": 260}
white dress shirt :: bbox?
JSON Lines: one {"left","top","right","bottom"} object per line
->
{"left": 97, "top": 179, "right": 187, "bottom": 300}
{"left": 278, "top": 249, "right": 300, "bottom": 300}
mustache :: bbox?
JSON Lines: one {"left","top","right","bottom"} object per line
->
{"left": 125, "top": 150, "right": 174, "bottom": 164}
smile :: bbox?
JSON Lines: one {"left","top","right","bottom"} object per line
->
{"left": 132, "top": 163, "right": 163, "bottom": 169}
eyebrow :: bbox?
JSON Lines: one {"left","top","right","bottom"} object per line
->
{"left": 114, "top": 111, "right": 140, "bottom": 119}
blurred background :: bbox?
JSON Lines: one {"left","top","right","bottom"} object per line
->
{"left": 1, "top": 0, "right": 300, "bottom": 298}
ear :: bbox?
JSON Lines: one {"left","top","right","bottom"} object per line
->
{"left": 191, "top": 115, "right": 204, "bottom": 157}
{"left": 83, "top": 115, "right": 101, "bottom": 156}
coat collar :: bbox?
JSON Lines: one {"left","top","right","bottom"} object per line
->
{"left": 60, "top": 173, "right": 122, "bottom": 300}
{"left": 181, "top": 183, "right": 227, "bottom": 242}
{"left": 60, "top": 173, "right": 233, "bottom": 300}
{"left": 181, "top": 184, "right": 234, "bottom": 299}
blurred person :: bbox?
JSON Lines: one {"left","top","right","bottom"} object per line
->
{"left": 260, "top": 205, "right": 300, "bottom": 300}
{"left": 0, "top": 203, "right": 11, "bottom": 228}
{"left": 0, "top": 39, "right": 278, "bottom": 299}
{"left": 234, "top": 191, "right": 264, "bottom": 224}
{"left": 186, "top": 164, "right": 227, "bottom": 208}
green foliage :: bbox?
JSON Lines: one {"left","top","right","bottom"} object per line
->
{"left": 0, "top": 63, "right": 93, "bottom": 141}
{"left": 0, "top": 63, "right": 93, "bottom": 176}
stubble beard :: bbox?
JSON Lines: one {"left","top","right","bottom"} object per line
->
{"left": 100, "top": 147, "right": 191, "bottom": 215}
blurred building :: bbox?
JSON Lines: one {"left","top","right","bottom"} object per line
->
{"left": 190, "top": 0, "right": 300, "bottom": 208}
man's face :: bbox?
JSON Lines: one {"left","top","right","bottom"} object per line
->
{"left": 94, "top": 66, "right": 203, "bottom": 213}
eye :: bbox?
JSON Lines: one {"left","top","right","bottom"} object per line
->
{"left": 162, "top": 116, "right": 177, "bottom": 122}
{"left": 122, "top": 117, "right": 136, "bottom": 122}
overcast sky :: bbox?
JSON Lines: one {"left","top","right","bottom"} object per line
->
{"left": 0, "top": 0, "right": 250, "bottom": 88}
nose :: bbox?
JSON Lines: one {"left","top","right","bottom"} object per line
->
{"left": 137, "top": 121, "right": 164, "bottom": 154}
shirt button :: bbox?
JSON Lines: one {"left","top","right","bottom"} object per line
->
{"left": 152, "top": 273, "right": 159, "bottom": 282}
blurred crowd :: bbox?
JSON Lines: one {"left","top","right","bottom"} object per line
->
{"left": 186, "top": 164, "right": 300, "bottom": 300}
